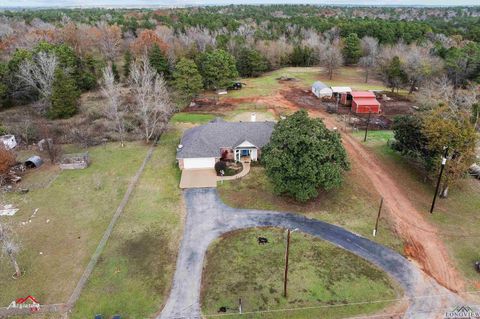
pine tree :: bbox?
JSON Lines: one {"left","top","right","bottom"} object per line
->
{"left": 123, "top": 50, "right": 132, "bottom": 78}
{"left": 173, "top": 58, "right": 203, "bottom": 98}
{"left": 236, "top": 48, "right": 268, "bottom": 77}
{"left": 48, "top": 68, "right": 80, "bottom": 119}
{"left": 148, "top": 44, "right": 169, "bottom": 76}
{"left": 342, "top": 33, "right": 362, "bottom": 65}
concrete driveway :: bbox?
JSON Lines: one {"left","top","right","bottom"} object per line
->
{"left": 179, "top": 169, "right": 217, "bottom": 189}
{"left": 158, "top": 188, "right": 461, "bottom": 319}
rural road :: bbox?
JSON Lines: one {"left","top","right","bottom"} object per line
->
{"left": 158, "top": 188, "right": 461, "bottom": 319}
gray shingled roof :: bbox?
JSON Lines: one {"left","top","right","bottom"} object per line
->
{"left": 177, "top": 119, "right": 275, "bottom": 158}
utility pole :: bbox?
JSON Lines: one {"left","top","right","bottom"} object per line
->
{"left": 373, "top": 197, "right": 383, "bottom": 237}
{"left": 283, "top": 228, "right": 291, "bottom": 298}
{"left": 430, "top": 147, "right": 449, "bottom": 214}
{"left": 364, "top": 111, "right": 372, "bottom": 142}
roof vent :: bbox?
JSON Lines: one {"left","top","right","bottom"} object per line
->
{"left": 178, "top": 144, "right": 183, "bottom": 149}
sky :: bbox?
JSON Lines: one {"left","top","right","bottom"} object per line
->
{"left": 1, "top": 0, "right": 479, "bottom": 8}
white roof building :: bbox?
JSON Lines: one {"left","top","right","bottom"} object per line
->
{"left": 331, "top": 86, "right": 352, "bottom": 94}
{"left": 311, "top": 81, "right": 333, "bottom": 98}
{"left": 0, "top": 135, "right": 17, "bottom": 150}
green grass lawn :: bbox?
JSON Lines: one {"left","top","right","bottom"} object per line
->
{"left": 71, "top": 127, "right": 184, "bottom": 318}
{"left": 201, "top": 228, "right": 401, "bottom": 319}
{"left": 226, "top": 67, "right": 395, "bottom": 100}
{"left": 352, "top": 130, "right": 480, "bottom": 290}
{"left": 171, "top": 112, "right": 217, "bottom": 124}
{"left": 0, "top": 142, "right": 149, "bottom": 306}
{"left": 218, "top": 164, "right": 403, "bottom": 254}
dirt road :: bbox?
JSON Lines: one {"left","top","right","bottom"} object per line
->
{"left": 222, "top": 88, "right": 465, "bottom": 293}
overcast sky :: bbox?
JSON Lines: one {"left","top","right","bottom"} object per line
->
{"left": 1, "top": 0, "right": 479, "bottom": 8}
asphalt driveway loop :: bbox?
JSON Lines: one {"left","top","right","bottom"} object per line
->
{"left": 179, "top": 169, "right": 217, "bottom": 188}
{"left": 159, "top": 188, "right": 462, "bottom": 319}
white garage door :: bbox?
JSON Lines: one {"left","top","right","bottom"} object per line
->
{"left": 183, "top": 157, "right": 216, "bottom": 169}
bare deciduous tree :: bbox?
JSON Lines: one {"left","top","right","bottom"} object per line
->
{"left": 96, "top": 21, "right": 122, "bottom": 61}
{"left": 16, "top": 51, "right": 58, "bottom": 110}
{"left": 402, "top": 44, "right": 443, "bottom": 94}
{"left": 39, "top": 123, "right": 62, "bottom": 163}
{"left": 319, "top": 39, "right": 344, "bottom": 80}
{"left": 0, "top": 145, "right": 16, "bottom": 175}
{"left": 0, "top": 222, "right": 21, "bottom": 278}
{"left": 130, "top": 57, "right": 173, "bottom": 142}
{"left": 101, "top": 65, "right": 126, "bottom": 147}
{"left": 359, "top": 36, "right": 379, "bottom": 83}
{"left": 415, "top": 75, "right": 478, "bottom": 115}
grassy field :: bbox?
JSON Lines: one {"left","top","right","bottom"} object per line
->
{"left": 352, "top": 130, "right": 480, "bottom": 290}
{"left": 226, "top": 67, "right": 393, "bottom": 99}
{"left": 171, "top": 112, "right": 217, "bottom": 124}
{"left": 201, "top": 228, "right": 401, "bottom": 319}
{"left": 218, "top": 162, "right": 403, "bottom": 254}
{"left": 71, "top": 127, "right": 184, "bottom": 318}
{"left": 0, "top": 142, "right": 149, "bottom": 306}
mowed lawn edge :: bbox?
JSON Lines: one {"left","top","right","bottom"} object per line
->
{"left": 0, "top": 142, "right": 149, "bottom": 306}
{"left": 201, "top": 228, "right": 403, "bottom": 319}
{"left": 71, "top": 127, "right": 184, "bottom": 318}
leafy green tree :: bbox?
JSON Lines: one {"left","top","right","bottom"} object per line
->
{"left": 392, "top": 115, "right": 432, "bottom": 165}
{"left": 173, "top": 58, "right": 203, "bottom": 98}
{"left": 197, "top": 49, "right": 239, "bottom": 89}
{"left": 384, "top": 56, "right": 407, "bottom": 92}
{"left": 444, "top": 43, "right": 480, "bottom": 88}
{"left": 48, "top": 68, "right": 80, "bottom": 119}
{"left": 123, "top": 50, "right": 132, "bottom": 78}
{"left": 262, "top": 110, "right": 350, "bottom": 202}
{"left": 422, "top": 106, "right": 477, "bottom": 197}
{"left": 290, "top": 45, "right": 315, "bottom": 67}
{"left": 342, "top": 33, "right": 362, "bottom": 65}
{"left": 148, "top": 44, "right": 169, "bottom": 76}
{"left": 236, "top": 48, "right": 268, "bottom": 77}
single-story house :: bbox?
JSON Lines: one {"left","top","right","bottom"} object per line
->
{"left": 311, "top": 81, "right": 333, "bottom": 98}
{"left": 0, "top": 135, "right": 17, "bottom": 150}
{"left": 176, "top": 118, "right": 275, "bottom": 170}
{"left": 350, "top": 91, "right": 381, "bottom": 114}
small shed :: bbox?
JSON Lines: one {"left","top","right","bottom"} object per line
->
{"left": 350, "top": 91, "right": 381, "bottom": 114}
{"left": 25, "top": 156, "right": 43, "bottom": 168}
{"left": 0, "top": 135, "right": 17, "bottom": 150}
{"left": 332, "top": 86, "right": 352, "bottom": 97}
{"left": 311, "top": 81, "right": 333, "bottom": 98}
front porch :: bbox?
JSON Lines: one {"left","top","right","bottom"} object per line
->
{"left": 234, "top": 147, "right": 258, "bottom": 162}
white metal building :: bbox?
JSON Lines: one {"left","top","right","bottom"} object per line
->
{"left": 311, "top": 81, "right": 333, "bottom": 98}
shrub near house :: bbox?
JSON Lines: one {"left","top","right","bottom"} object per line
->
{"left": 262, "top": 110, "right": 350, "bottom": 202}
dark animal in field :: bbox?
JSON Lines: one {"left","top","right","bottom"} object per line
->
{"left": 218, "top": 306, "right": 227, "bottom": 313}
{"left": 475, "top": 261, "right": 480, "bottom": 273}
{"left": 258, "top": 237, "right": 268, "bottom": 244}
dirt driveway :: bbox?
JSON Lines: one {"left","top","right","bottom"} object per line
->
{"left": 220, "top": 86, "right": 465, "bottom": 293}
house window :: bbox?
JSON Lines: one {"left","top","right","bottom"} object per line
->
{"left": 241, "top": 149, "right": 249, "bottom": 156}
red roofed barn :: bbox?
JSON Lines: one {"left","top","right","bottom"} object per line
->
{"left": 350, "top": 91, "right": 380, "bottom": 114}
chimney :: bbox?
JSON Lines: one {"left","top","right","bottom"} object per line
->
{"left": 250, "top": 112, "right": 256, "bottom": 122}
